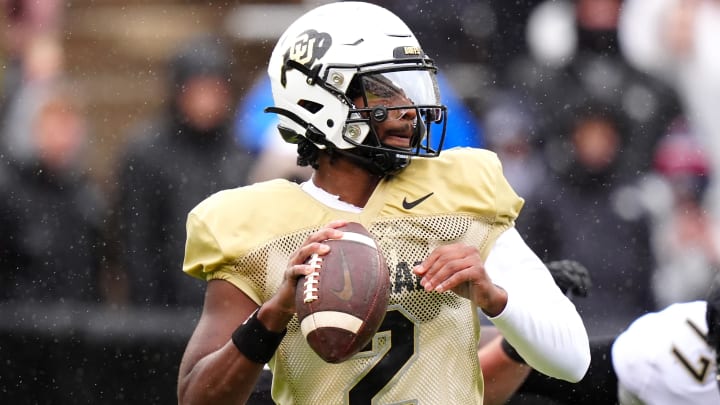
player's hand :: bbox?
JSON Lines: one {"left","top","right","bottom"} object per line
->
{"left": 268, "top": 220, "right": 347, "bottom": 316}
{"left": 545, "top": 259, "right": 592, "bottom": 298}
{"left": 413, "top": 243, "right": 507, "bottom": 316}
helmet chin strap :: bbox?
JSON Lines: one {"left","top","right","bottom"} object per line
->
{"left": 335, "top": 110, "right": 430, "bottom": 176}
{"left": 335, "top": 147, "right": 409, "bottom": 177}
{"left": 338, "top": 115, "right": 426, "bottom": 176}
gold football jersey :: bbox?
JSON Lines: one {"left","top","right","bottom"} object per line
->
{"left": 184, "top": 147, "right": 523, "bottom": 404}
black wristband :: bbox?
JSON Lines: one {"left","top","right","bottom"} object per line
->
{"left": 232, "top": 308, "right": 287, "bottom": 364}
{"left": 500, "top": 338, "right": 526, "bottom": 364}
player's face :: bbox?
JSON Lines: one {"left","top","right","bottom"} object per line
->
{"left": 361, "top": 98, "right": 418, "bottom": 150}
{"left": 350, "top": 70, "right": 443, "bottom": 152}
{"left": 352, "top": 79, "right": 419, "bottom": 150}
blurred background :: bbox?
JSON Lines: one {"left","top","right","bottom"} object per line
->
{"left": 1, "top": 0, "right": 719, "bottom": 403}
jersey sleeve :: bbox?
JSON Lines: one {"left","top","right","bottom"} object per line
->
{"left": 450, "top": 147, "right": 525, "bottom": 257}
{"left": 485, "top": 227, "right": 591, "bottom": 382}
{"left": 487, "top": 152, "right": 524, "bottom": 227}
{"left": 183, "top": 207, "right": 264, "bottom": 305}
{"left": 183, "top": 210, "right": 225, "bottom": 279}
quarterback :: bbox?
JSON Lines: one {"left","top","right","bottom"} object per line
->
{"left": 176, "top": 2, "right": 590, "bottom": 404}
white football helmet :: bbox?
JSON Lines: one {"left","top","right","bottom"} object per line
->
{"left": 266, "top": 1, "right": 447, "bottom": 175}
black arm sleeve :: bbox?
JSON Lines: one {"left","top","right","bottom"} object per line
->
{"left": 507, "top": 335, "right": 618, "bottom": 405}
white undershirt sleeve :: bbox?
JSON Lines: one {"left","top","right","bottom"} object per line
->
{"left": 484, "top": 227, "right": 591, "bottom": 382}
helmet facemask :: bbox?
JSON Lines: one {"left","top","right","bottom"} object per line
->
{"left": 341, "top": 66, "right": 447, "bottom": 175}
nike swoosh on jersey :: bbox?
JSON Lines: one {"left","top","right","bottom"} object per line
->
{"left": 331, "top": 251, "right": 354, "bottom": 301}
{"left": 402, "top": 192, "right": 434, "bottom": 210}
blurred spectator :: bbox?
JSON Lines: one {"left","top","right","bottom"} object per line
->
{"left": 366, "top": 0, "right": 542, "bottom": 103}
{"left": 517, "top": 101, "right": 656, "bottom": 338}
{"left": 0, "top": 78, "right": 106, "bottom": 304}
{"left": 1, "top": 33, "right": 64, "bottom": 159}
{"left": 482, "top": 91, "right": 545, "bottom": 198}
{"left": 113, "top": 34, "right": 254, "bottom": 308}
{"left": 632, "top": 118, "right": 720, "bottom": 307}
{"left": 619, "top": 0, "right": 720, "bottom": 216}
{"left": 508, "top": 0, "right": 681, "bottom": 179}
{"left": 0, "top": 0, "right": 64, "bottom": 119}
{"left": 369, "top": 0, "right": 511, "bottom": 69}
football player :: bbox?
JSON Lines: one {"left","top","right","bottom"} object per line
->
{"left": 176, "top": 2, "right": 590, "bottom": 404}
{"left": 613, "top": 300, "right": 720, "bottom": 404}
{"left": 488, "top": 273, "right": 720, "bottom": 405}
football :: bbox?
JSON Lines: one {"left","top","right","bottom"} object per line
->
{"left": 295, "top": 222, "right": 390, "bottom": 363}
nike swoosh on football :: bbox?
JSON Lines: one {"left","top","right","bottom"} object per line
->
{"left": 402, "top": 192, "right": 434, "bottom": 210}
{"left": 331, "top": 250, "right": 354, "bottom": 301}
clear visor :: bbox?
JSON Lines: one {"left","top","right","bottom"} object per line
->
{"left": 359, "top": 70, "right": 443, "bottom": 122}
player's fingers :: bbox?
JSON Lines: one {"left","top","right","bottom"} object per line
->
{"left": 324, "top": 219, "right": 349, "bottom": 231}
{"left": 301, "top": 252, "right": 324, "bottom": 275}
{"left": 277, "top": 257, "right": 321, "bottom": 313}
{"left": 414, "top": 256, "right": 448, "bottom": 290}
{"left": 413, "top": 243, "right": 468, "bottom": 277}
{"left": 290, "top": 221, "right": 349, "bottom": 266}
{"left": 429, "top": 259, "right": 474, "bottom": 293}
{"left": 289, "top": 241, "right": 331, "bottom": 268}
{"left": 421, "top": 254, "right": 479, "bottom": 292}
{"left": 418, "top": 245, "right": 480, "bottom": 279}
{"left": 281, "top": 249, "right": 328, "bottom": 308}
{"left": 305, "top": 220, "right": 347, "bottom": 244}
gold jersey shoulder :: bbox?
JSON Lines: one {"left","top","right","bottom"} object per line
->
{"left": 182, "top": 147, "right": 523, "bottom": 404}
{"left": 379, "top": 147, "right": 523, "bottom": 221}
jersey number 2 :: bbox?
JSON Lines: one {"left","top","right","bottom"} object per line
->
{"left": 348, "top": 308, "right": 416, "bottom": 405}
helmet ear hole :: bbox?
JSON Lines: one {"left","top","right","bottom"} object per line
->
{"left": 298, "top": 99, "right": 323, "bottom": 113}
{"left": 278, "top": 126, "right": 302, "bottom": 144}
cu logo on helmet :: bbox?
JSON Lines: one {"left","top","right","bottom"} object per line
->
{"left": 281, "top": 29, "right": 332, "bottom": 86}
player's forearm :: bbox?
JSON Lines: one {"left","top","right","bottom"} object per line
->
{"left": 178, "top": 342, "right": 265, "bottom": 405}
{"left": 478, "top": 336, "right": 532, "bottom": 405}
{"left": 475, "top": 284, "right": 509, "bottom": 317}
